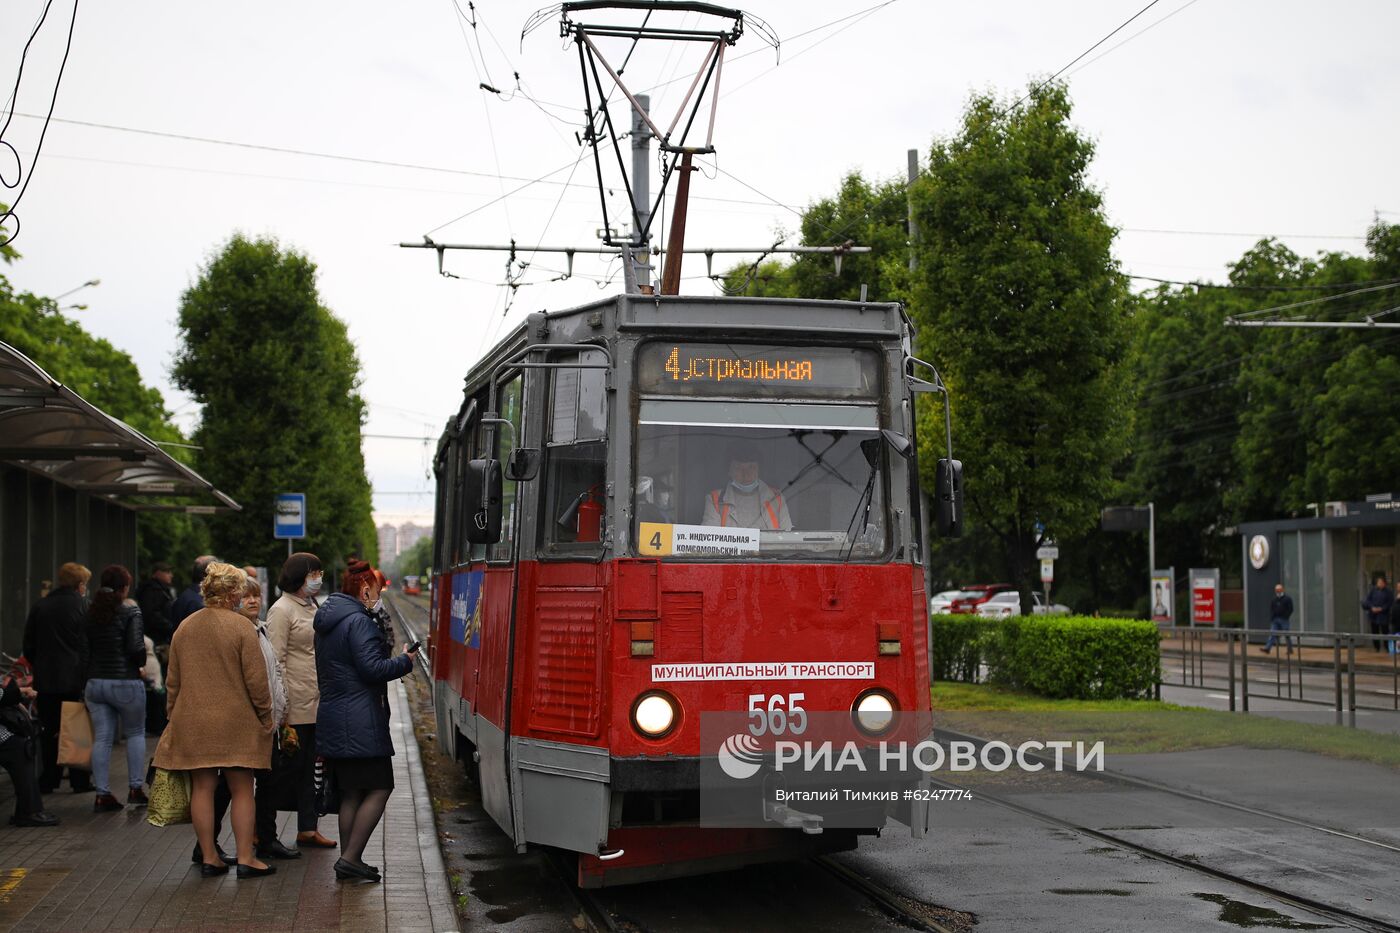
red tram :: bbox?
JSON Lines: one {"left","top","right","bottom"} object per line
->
{"left": 428, "top": 293, "right": 960, "bottom": 886}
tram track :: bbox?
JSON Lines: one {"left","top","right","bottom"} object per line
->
{"left": 935, "top": 724, "right": 1400, "bottom": 858}
{"left": 930, "top": 775, "right": 1400, "bottom": 932}
{"left": 920, "top": 722, "right": 1400, "bottom": 930}
{"left": 383, "top": 590, "right": 432, "bottom": 679}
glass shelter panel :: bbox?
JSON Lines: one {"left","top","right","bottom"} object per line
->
{"left": 1302, "top": 529, "right": 1326, "bottom": 632}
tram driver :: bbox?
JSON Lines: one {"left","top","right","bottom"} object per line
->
{"left": 700, "top": 442, "right": 793, "bottom": 531}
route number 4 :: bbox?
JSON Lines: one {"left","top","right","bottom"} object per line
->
{"left": 747, "top": 693, "right": 807, "bottom": 736}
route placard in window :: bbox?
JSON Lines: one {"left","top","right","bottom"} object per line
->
{"left": 637, "top": 343, "right": 879, "bottom": 398}
{"left": 639, "top": 522, "right": 760, "bottom": 557}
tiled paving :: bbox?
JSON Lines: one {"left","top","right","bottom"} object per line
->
{"left": 0, "top": 682, "right": 458, "bottom": 933}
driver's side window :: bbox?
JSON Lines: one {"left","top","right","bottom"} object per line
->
{"left": 543, "top": 350, "right": 608, "bottom": 550}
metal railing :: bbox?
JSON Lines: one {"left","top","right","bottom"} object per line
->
{"left": 1159, "top": 625, "right": 1399, "bottom": 726}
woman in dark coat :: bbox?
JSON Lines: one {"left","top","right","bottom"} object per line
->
{"left": 313, "top": 559, "right": 416, "bottom": 882}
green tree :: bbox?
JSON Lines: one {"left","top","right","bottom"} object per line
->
{"left": 394, "top": 535, "right": 433, "bottom": 579}
{"left": 173, "top": 234, "right": 376, "bottom": 572}
{"left": 720, "top": 171, "right": 909, "bottom": 301}
{"left": 0, "top": 218, "right": 205, "bottom": 571}
{"left": 908, "top": 83, "right": 1133, "bottom": 609}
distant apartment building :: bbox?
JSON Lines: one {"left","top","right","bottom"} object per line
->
{"left": 377, "top": 523, "right": 399, "bottom": 563}
{"left": 398, "top": 522, "right": 429, "bottom": 554}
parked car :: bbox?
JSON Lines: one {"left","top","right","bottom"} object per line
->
{"left": 929, "top": 590, "right": 963, "bottom": 615}
{"left": 976, "top": 591, "right": 1072, "bottom": 618}
{"left": 948, "top": 584, "right": 1016, "bottom": 614}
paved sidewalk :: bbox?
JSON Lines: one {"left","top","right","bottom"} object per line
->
{"left": 0, "top": 681, "right": 458, "bottom": 933}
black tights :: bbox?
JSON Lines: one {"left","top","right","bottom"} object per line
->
{"left": 337, "top": 788, "right": 391, "bottom": 866}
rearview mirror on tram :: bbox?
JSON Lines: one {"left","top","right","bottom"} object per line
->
{"left": 465, "top": 458, "right": 503, "bottom": 544}
{"left": 505, "top": 447, "right": 541, "bottom": 482}
{"left": 934, "top": 458, "right": 964, "bottom": 538}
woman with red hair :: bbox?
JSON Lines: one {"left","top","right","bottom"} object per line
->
{"left": 312, "top": 559, "right": 417, "bottom": 882}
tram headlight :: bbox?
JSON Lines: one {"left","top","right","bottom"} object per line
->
{"left": 631, "top": 691, "right": 678, "bottom": 738}
{"left": 852, "top": 689, "right": 897, "bottom": 736}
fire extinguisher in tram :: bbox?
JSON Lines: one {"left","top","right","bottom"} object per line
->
{"left": 557, "top": 484, "right": 605, "bottom": 542}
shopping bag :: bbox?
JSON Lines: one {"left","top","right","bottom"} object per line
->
{"left": 146, "top": 768, "right": 192, "bottom": 826}
{"left": 57, "top": 700, "right": 93, "bottom": 769}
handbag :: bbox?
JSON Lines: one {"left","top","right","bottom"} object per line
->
{"left": 313, "top": 756, "right": 340, "bottom": 816}
{"left": 57, "top": 700, "right": 93, "bottom": 769}
{"left": 146, "top": 768, "right": 192, "bottom": 826}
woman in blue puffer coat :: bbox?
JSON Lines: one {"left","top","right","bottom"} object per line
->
{"left": 313, "top": 559, "right": 417, "bottom": 882}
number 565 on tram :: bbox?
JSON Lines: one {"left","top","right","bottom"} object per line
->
{"left": 426, "top": 293, "right": 961, "bottom": 887}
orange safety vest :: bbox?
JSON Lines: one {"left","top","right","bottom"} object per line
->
{"left": 710, "top": 488, "right": 783, "bottom": 529}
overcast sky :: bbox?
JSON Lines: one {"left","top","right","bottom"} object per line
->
{"left": 3, "top": 0, "right": 1397, "bottom": 529}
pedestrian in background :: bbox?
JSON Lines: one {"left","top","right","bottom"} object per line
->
{"left": 168, "top": 555, "right": 218, "bottom": 632}
{"left": 22, "top": 562, "right": 93, "bottom": 794}
{"left": 313, "top": 558, "right": 417, "bottom": 882}
{"left": 1362, "top": 576, "right": 1394, "bottom": 653}
{"left": 1262, "top": 582, "right": 1295, "bottom": 654}
{"left": 1389, "top": 593, "right": 1400, "bottom": 657}
{"left": 153, "top": 563, "right": 277, "bottom": 879}
{"left": 135, "top": 562, "right": 176, "bottom": 645}
{"left": 1, "top": 664, "right": 58, "bottom": 827}
{"left": 267, "top": 551, "right": 336, "bottom": 850}
{"left": 84, "top": 565, "right": 149, "bottom": 811}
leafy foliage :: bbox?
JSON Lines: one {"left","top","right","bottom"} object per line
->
{"left": 395, "top": 534, "right": 433, "bottom": 579}
{"left": 909, "top": 83, "right": 1132, "bottom": 608}
{"left": 719, "top": 172, "right": 909, "bottom": 301}
{"left": 0, "top": 223, "right": 205, "bottom": 571}
{"left": 173, "top": 234, "right": 376, "bottom": 572}
{"left": 932, "top": 613, "right": 1160, "bottom": 700}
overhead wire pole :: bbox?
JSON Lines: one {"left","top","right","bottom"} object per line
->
{"left": 631, "top": 94, "right": 654, "bottom": 290}
{"left": 906, "top": 147, "right": 936, "bottom": 607}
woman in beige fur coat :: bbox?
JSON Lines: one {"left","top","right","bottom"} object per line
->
{"left": 153, "top": 563, "right": 276, "bottom": 879}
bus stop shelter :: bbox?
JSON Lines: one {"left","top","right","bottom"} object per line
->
{"left": 1240, "top": 495, "right": 1400, "bottom": 635}
{"left": 0, "top": 341, "right": 239, "bottom": 657}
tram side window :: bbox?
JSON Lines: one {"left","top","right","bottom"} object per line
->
{"left": 432, "top": 449, "right": 448, "bottom": 571}
{"left": 453, "top": 421, "right": 482, "bottom": 565}
{"left": 544, "top": 350, "right": 608, "bottom": 550}
{"left": 487, "top": 376, "right": 523, "bottom": 562}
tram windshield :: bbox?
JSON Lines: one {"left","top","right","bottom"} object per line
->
{"left": 633, "top": 343, "right": 889, "bottom": 561}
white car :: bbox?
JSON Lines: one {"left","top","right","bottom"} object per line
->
{"left": 929, "top": 590, "right": 963, "bottom": 614}
{"left": 976, "top": 591, "right": 1071, "bottom": 618}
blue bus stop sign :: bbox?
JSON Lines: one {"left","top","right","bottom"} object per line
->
{"left": 274, "top": 493, "right": 306, "bottom": 540}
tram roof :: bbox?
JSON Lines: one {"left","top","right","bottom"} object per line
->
{"left": 434, "top": 293, "right": 910, "bottom": 457}
{"left": 465, "top": 293, "right": 907, "bottom": 381}
{"left": 0, "top": 341, "right": 241, "bottom": 513}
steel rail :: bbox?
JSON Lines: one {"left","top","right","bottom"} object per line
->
{"left": 383, "top": 591, "right": 433, "bottom": 679}
{"left": 812, "top": 856, "right": 958, "bottom": 933}
{"left": 928, "top": 776, "right": 1400, "bottom": 933}
{"left": 934, "top": 726, "right": 1400, "bottom": 857}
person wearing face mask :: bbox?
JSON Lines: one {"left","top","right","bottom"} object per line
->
{"left": 265, "top": 551, "right": 334, "bottom": 850}
{"left": 701, "top": 442, "right": 793, "bottom": 531}
{"left": 312, "top": 558, "right": 418, "bottom": 882}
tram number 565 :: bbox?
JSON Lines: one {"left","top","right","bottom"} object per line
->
{"left": 747, "top": 693, "right": 807, "bottom": 737}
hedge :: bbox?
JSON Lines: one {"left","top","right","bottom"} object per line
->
{"left": 930, "top": 613, "right": 1161, "bottom": 700}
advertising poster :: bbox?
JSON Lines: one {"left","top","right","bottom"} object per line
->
{"left": 1150, "top": 569, "right": 1174, "bottom": 624}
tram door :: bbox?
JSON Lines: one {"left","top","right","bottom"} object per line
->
{"left": 474, "top": 374, "right": 525, "bottom": 836}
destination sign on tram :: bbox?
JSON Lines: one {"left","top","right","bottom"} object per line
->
{"left": 637, "top": 343, "right": 879, "bottom": 397}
